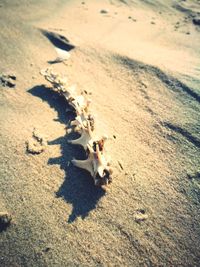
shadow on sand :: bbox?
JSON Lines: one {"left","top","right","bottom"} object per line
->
{"left": 28, "top": 85, "right": 106, "bottom": 223}
{"left": 116, "top": 55, "right": 200, "bottom": 104}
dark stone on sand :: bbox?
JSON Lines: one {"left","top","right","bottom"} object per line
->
{"left": 193, "top": 18, "right": 200, "bottom": 26}
{"left": 43, "top": 247, "right": 51, "bottom": 253}
{"left": 100, "top": 9, "right": 108, "bottom": 14}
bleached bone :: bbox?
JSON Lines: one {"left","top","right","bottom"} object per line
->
{"left": 40, "top": 68, "right": 77, "bottom": 100}
{"left": 70, "top": 112, "right": 95, "bottom": 132}
{"left": 40, "top": 68, "right": 68, "bottom": 91}
{"left": 70, "top": 96, "right": 91, "bottom": 115}
{"left": 93, "top": 135, "right": 108, "bottom": 151}
{"left": 41, "top": 68, "right": 91, "bottom": 114}
{"left": 68, "top": 118, "right": 105, "bottom": 151}
{"left": 40, "top": 67, "right": 113, "bottom": 186}
{"left": 68, "top": 120, "right": 93, "bottom": 150}
{"left": 72, "top": 142, "right": 113, "bottom": 186}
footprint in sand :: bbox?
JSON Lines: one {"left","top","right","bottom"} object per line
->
{"left": 0, "top": 73, "right": 16, "bottom": 88}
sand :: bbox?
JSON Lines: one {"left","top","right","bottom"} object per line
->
{"left": 0, "top": 0, "right": 200, "bottom": 266}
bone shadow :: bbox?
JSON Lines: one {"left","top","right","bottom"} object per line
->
{"left": 28, "top": 85, "right": 106, "bottom": 223}
{"left": 0, "top": 223, "right": 10, "bottom": 233}
{"left": 47, "top": 59, "right": 65, "bottom": 65}
{"left": 40, "top": 29, "right": 75, "bottom": 51}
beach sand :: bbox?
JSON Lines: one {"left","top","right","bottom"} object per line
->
{"left": 0, "top": 0, "right": 200, "bottom": 266}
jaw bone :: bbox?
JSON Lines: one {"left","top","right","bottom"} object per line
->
{"left": 72, "top": 142, "right": 113, "bottom": 186}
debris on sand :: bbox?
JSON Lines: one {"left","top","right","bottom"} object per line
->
{"left": 0, "top": 73, "right": 16, "bottom": 88}
{"left": 26, "top": 139, "right": 45, "bottom": 154}
{"left": 118, "top": 160, "right": 124, "bottom": 171}
{"left": 26, "top": 128, "right": 47, "bottom": 154}
{"left": 0, "top": 212, "right": 12, "bottom": 231}
{"left": 128, "top": 16, "right": 137, "bottom": 22}
{"left": 134, "top": 209, "right": 148, "bottom": 223}
{"left": 140, "top": 80, "right": 148, "bottom": 88}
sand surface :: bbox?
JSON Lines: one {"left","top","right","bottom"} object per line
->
{"left": 0, "top": 0, "right": 200, "bottom": 266}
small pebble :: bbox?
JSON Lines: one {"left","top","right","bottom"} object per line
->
{"left": 134, "top": 209, "right": 148, "bottom": 223}
{"left": 0, "top": 212, "right": 12, "bottom": 230}
{"left": 100, "top": 9, "right": 109, "bottom": 14}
